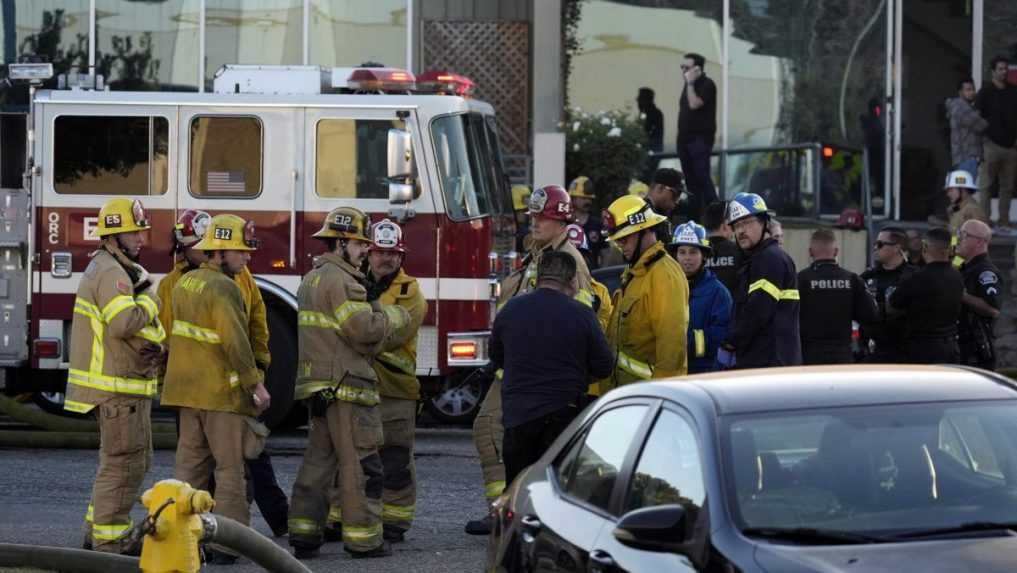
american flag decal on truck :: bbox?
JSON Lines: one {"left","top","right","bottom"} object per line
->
{"left": 206, "top": 171, "right": 245, "bottom": 194}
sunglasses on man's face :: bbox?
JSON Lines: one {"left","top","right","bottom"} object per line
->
{"left": 874, "top": 240, "right": 897, "bottom": 249}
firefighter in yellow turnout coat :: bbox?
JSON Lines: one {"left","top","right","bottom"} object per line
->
{"left": 328, "top": 219, "right": 428, "bottom": 542}
{"left": 602, "top": 195, "right": 689, "bottom": 390}
{"left": 162, "top": 214, "right": 271, "bottom": 564}
{"left": 69, "top": 198, "right": 164, "bottom": 554}
{"left": 288, "top": 207, "right": 409, "bottom": 560}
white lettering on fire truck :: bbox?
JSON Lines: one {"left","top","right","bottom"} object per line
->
{"left": 47, "top": 211, "right": 59, "bottom": 245}
{"left": 83, "top": 217, "right": 99, "bottom": 242}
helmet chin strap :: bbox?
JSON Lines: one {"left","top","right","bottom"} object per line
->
{"left": 104, "top": 236, "right": 138, "bottom": 266}
{"left": 627, "top": 229, "right": 648, "bottom": 265}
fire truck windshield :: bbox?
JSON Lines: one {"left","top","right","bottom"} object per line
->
{"left": 432, "top": 113, "right": 506, "bottom": 221}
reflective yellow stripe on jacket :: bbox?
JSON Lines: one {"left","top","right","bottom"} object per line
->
{"left": 748, "top": 279, "right": 799, "bottom": 301}
{"left": 693, "top": 329, "right": 706, "bottom": 358}
{"left": 334, "top": 300, "right": 372, "bottom": 329}
{"left": 67, "top": 369, "right": 157, "bottom": 399}
{"left": 172, "top": 320, "right": 221, "bottom": 344}
{"left": 378, "top": 349, "right": 416, "bottom": 376}
{"left": 69, "top": 298, "right": 157, "bottom": 402}
{"left": 617, "top": 351, "right": 653, "bottom": 380}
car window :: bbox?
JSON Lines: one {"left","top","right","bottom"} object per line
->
{"left": 625, "top": 409, "right": 705, "bottom": 513}
{"left": 556, "top": 405, "right": 647, "bottom": 514}
{"left": 939, "top": 414, "right": 1003, "bottom": 478}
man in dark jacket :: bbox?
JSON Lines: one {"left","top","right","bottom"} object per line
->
{"left": 797, "top": 229, "right": 878, "bottom": 364}
{"left": 703, "top": 200, "right": 739, "bottom": 294}
{"left": 860, "top": 227, "right": 916, "bottom": 362}
{"left": 976, "top": 56, "right": 1017, "bottom": 232}
{"left": 720, "top": 193, "right": 802, "bottom": 369}
{"left": 637, "top": 87, "right": 664, "bottom": 153}
{"left": 888, "top": 227, "right": 965, "bottom": 364}
{"left": 492, "top": 251, "right": 613, "bottom": 485}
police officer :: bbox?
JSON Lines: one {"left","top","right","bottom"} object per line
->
{"left": 797, "top": 228, "right": 878, "bottom": 364}
{"left": 158, "top": 210, "right": 289, "bottom": 538}
{"left": 887, "top": 227, "right": 965, "bottom": 364}
{"left": 859, "top": 227, "right": 915, "bottom": 362}
{"left": 956, "top": 220, "right": 1003, "bottom": 369}
{"left": 69, "top": 198, "right": 164, "bottom": 555}
{"left": 327, "top": 219, "right": 428, "bottom": 543}
{"left": 288, "top": 207, "right": 408, "bottom": 559}
{"left": 602, "top": 195, "right": 689, "bottom": 388}
{"left": 669, "top": 222, "right": 732, "bottom": 373}
{"left": 703, "top": 200, "right": 739, "bottom": 293}
{"left": 466, "top": 185, "right": 593, "bottom": 535}
{"left": 720, "top": 193, "right": 801, "bottom": 369}
{"left": 162, "top": 214, "right": 270, "bottom": 565}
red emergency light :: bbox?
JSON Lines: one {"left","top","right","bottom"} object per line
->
{"left": 822, "top": 146, "right": 835, "bottom": 159}
{"left": 346, "top": 68, "right": 416, "bottom": 92}
{"left": 449, "top": 341, "right": 478, "bottom": 360}
{"left": 416, "top": 70, "right": 476, "bottom": 97}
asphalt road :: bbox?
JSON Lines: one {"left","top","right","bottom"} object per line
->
{"left": 0, "top": 426, "right": 490, "bottom": 572}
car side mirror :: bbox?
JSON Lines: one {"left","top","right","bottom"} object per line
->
{"left": 612, "top": 504, "right": 691, "bottom": 552}
{"left": 387, "top": 128, "right": 413, "bottom": 179}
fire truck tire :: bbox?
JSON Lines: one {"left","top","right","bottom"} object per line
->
{"left": 261, "top": 305, "right": 299, "bottom": 430}
{"left": 424, "top": 368, "right": 490, "bottom": 425}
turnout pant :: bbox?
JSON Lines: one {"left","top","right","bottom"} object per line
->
{"left": 175, "top": 408, "right": 253, "bottom": 537}
{"left": 327, "top": 397, "right": 417, "bottom": 533}
{"left": 502, "top": 406, "right": 580, "bottom": 486}
{"left": 979, "top": 140, "right": 1017, "bottom": 226}
{"left": 289, "top": 399, "right": 384, "bottom": 553}
{"left": 472, "top": 378, "right": 505, "bottom": 504}
{"left": 84, "top": 396, "right": 152, "bottom": 554}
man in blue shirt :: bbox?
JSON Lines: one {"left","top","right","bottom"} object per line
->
{"left": 492, "top": 251, "right": 613, "bottom": 485}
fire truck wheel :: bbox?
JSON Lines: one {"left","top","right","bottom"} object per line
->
{"left": 32, "top": 391, "right": 88, "bottom": 419}
{"left": 260, "top": 305, "right": 298, "bottom": 430}
{"left": 424, "top": 368, "right": 489, "bottom": 425}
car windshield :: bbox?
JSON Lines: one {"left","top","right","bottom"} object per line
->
{"left": 431, "top": 113, "right": 505, "bottom": 220}
{"left": 723, "top": 400, "right": 1017, "bottom": 538}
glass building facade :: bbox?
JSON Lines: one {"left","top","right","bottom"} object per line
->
{"left": 0, "top": 0, "right": 407, "bottom": 93}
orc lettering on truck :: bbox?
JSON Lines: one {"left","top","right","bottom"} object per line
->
{"left": 47, "top": 211, "right": 59, "bottom": 244}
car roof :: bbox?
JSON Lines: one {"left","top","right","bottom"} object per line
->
{"left": 643, "top": 365, "right": 1017, "bottom": 415}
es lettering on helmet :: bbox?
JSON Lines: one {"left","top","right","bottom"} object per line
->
{"left": 104, "top": 214, "right": 123, "bottom": 228}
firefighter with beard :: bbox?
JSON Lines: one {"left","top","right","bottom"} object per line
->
{"left": 288, "top": 207, "right": 409, "bottom": 559}
{"left": 465, "top": 185, "right": 594, "bottom": 535}
{"left": 157, "top": 209, "right": 290, "bottom": 539}
{"left": 325, "top": 219, "right": 427, "bottom": 543}
{"left": 602, "top": 195, "right": 689, "bottom": 390}
{"left": 719, "top": 193, "right": 802, "bottom": 369}
{"left": 69, "top": 198, "right": 164, "bottom": 555}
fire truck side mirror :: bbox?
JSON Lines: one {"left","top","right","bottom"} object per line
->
{"left": 387, "top": 128, "right": 413, "bottom": 180}
{"left": 388, "top": 182, "right": 414, "bottom": 204}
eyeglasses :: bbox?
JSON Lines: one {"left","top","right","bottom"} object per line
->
{"left": 680, "top": 65, "right": 691, "bottom": 71}
{"left": 873, "top": 240, "right": 897, "bottom": 249}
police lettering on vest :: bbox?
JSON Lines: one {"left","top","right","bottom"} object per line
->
{"left": 809, "top": 278, "right": 851, "bottom": 290}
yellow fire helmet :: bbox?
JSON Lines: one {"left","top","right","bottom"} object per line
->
{"left": 568, "top": 176, "right": 595, "bottom": 199}
{"left": 627, "top": 180, "right": 649, "bottom": 197}
{"left": 193, "top": 214, "right": 258, "bottom": 251}
{"left": 313, "top": 206, "right": 372, "bottom": 242}
{"left": 602, "top": 195, "right": 667, "bottom": 242}
{"left": 511, "top": 185, "right": 532, "bottom": 212}
{"left": 96, "top": 198, "right": 151, "bottom": 237}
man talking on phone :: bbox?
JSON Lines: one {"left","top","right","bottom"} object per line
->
{"left": 678, "top": 52, "right": 718, "bottom": 222}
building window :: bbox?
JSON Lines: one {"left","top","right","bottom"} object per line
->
{"left": 53, "top": 116, "right": 169, "bottom": 196}
{"left": 204, "top": 0, "right": 304, "bottom": 89}
{"left": 315, "top": 118, "right": 406, "bottom": 199}
{"left": 189, "top": 116, "right": 262, "bottom": 197}
{"left": 309, "top": 1, "right": 408, "bottom": 68}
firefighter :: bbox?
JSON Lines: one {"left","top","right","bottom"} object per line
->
{"left": 669, "top": 222, "right": 732, "bottom": 374}
{"left": 602, "top": 195, "right": 689, "bottom": 389}
{"left": 859, "top": 227, "right": 915, "bottom": 362}
{"left": 887, "top": 227, "right": 965, "bottom": 364}
{"left": 945, "top": 170, "right": 988, "bottom": 234}
{"left": 565, "top": 223, "right": 613, "bottom": 330}
{"left": 288, "top": 207, "right": 409, "bottom": 559}
{"left": 161, "top": 213, "right": 269, "bottom": 565}
{"left": 796, "top": 228, "right": 878, "bottom": 365}
{"left": 511, "top": 184, "right": 531, "bottom": 253}
{"left": 466, "top": 185, "right": 593, "bottom": 535}
{"left": 568, "top": 176, "right": 605, "bottom": 268}
{"left": 157, "top": 209, "right": 289, "bottom": 538}
{"left": 719, "top": 193, "right": 802, "bottom": 369}
{"left": 956, "top": 220, "right": 1003, "bottom": 369}
{"left": 69, "top": 198, "right": 164, "bottom": 555}
{"left": 326, "top": 219, "right": 428, "bottom": 543}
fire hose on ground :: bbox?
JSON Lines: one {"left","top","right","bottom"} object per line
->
{"left": 0, "top": 393, "right": 178, "bottom": 449}
{"left": 0, "top": 480, "right": 311, "bottom": 573}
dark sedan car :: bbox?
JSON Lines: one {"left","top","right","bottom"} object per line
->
{"left": 487, "top": 365, "right": 1017, "bottom": 572}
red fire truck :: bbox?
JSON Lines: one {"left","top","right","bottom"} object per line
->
{"left": 0, "top": 64, "right": 515, "bottom": 427}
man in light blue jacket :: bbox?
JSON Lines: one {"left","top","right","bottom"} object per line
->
{"left": 669, "top": 222, "right": 732, "bottom": 373}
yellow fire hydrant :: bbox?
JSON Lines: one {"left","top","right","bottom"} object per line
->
{"left": 139, "top": 479, "right": 215, "bottom": 573}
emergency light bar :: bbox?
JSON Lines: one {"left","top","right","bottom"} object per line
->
{"left": 345, "top": 68, "right": 416, "bottom": 92}
{"left": 8, "top": 62, "right": 53, "bottom": 82}
{"left": 416, "top": 70, "right": 476, "bottom": 97}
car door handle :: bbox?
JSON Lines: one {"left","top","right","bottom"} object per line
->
{"left": 520, "top": 514, "right": 542, "bottom": 530}
{"left": 589, "top": 549, "right": 615, "bottom": 570}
